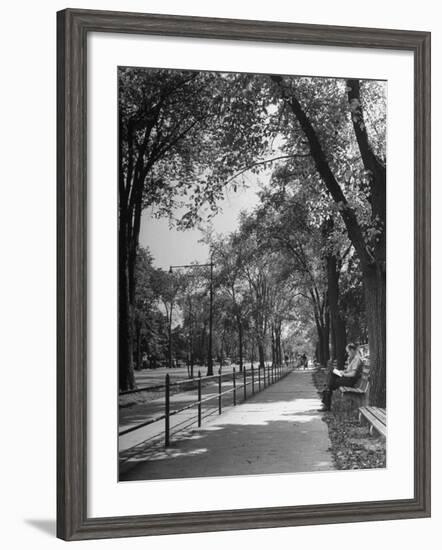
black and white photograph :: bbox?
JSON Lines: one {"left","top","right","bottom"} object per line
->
{"left": 0, "top": 0, "right": 435, "bottom": 546}
{"left": 118, "top": 67, "right": 387, "bottom": 481}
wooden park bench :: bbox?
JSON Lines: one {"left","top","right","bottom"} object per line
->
{"left": 337, "top": 362, "right": 370, "bottom": 408}
{"left": 358, "top": 406, "right": 387, "bottom": 438}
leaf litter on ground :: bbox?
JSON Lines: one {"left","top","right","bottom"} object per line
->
{"left": 313, "top": 369, "right": 386, "bottom": 471}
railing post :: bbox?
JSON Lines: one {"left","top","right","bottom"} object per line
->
{"left": 233, "top": 367, "right": 236, "bottom": 406}
{"left": 267, "top": 363, "right": 270, "bottom": 386}
{"left": 243, "top": 366, "right": 247, "bottom": 401}
{"left": 258, "top": 364, "right": 261, "bottom": 391}
{"left": 165, "top": 373, "right": 170, "bottom": 447}
{"left": 197, "top": 370, "right": 202, "bottom": 427}
{"left": 218, "top": 367, "right": 222, "bottom": 414}
{"left": 251, "top": 364, "right": 255, "bottom": 395}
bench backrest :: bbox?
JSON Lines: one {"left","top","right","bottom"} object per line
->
{"left": 356, "top": 362, "right": 370, "bottom": 393}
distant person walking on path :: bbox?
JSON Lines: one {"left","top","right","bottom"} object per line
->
{"left": 300, "top": 353, "right": 308, "bottom": 370}
{"left": 319, "top": 343, "right": 363, "bottom": 411}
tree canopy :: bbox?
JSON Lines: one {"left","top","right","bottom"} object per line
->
{"left": 118, "top": 67, "right": 386, "bottom": 407}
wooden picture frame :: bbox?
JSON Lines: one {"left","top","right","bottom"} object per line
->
{"left": 57, "top": 8, "right": 431, "bottom": 541}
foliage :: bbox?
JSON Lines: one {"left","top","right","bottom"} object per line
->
{"left": 120, "top": 69, "right": 385, "bottom": 402}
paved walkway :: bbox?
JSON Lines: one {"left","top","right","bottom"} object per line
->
{"left": 120, "top": 370, "right": 333, "bottom": 481}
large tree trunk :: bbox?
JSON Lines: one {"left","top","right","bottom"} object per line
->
{"left": 270, "top": 75, "right": 386, "bottom": 409}
{"left": 311, "top": 288, "right": 329, "bottom": 368}
{"left": 327, "top": 255, "right": 347, "bottom": 369}
{"left": 258, "top": 341, "right": 265, "bottom": 370}
{"left": 118, "top": 214, "right": 135, "bottom": 391}
{"left": 271, "top": 326, "right": 276, "bottom": 366}
{"left": 314, "top": 320, "right": 328, "bottom": 367}
{"left": 330, "top": 320, "right": 336, "bottom": 361}
{"left": 364, "top": 263, "right": 386, "bottom": 407}
{"left": 275, "top": 322, "right": 282, "bottom": 366}
{"left": 347, "top": 79, "right": 386, "bottom": 407}
{"left": 324, "top": 308, "right": 330, "bottom": 365}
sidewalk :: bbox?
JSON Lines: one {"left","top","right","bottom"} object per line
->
{"left": 120, "top": 370, "right": 334, "bottom": 480}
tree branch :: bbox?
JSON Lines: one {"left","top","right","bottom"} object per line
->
{"left": 270, "top": 74, "right": 372, "bottom": 267}
{"left": 223, "top": 153, "right": 310, "bottom": 188}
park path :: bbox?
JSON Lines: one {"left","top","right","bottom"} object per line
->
{"left": 120, "top": 370, "right": 334, "bottom": 480}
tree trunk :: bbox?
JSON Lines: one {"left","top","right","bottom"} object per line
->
{"left": 327, "top": 255, "right": 347, "bottom": 369}
{"left": 275, "top": 324, "right": 282, "bottom": 366}
{"left": 258, "top": 341, "right": 265, "bottom": 370}
{"left": 118, "top": 214, "right": 135, "bottom": 391}
{"left": 314, "top": 320, "right": 327, "bottom": 367}
{"left": 271, "top": 326, "right": 276, "bottom": 366}
{"left": 330, "top": 319, "right": 336, "bottom": 361}
{"left": 276, "top": 328, "right": 279, "bottom": 366}
{"left": 364, "top": 264, "right": 386, "bottom": 407}
{"left": 250, "top": 341, "right": 254, "bottom": 369}
{"left": 236, "top": 315, "right": 244, "bottom": 372}
{"left": 324, "top": 308, "right": 330, "bottom": 365}
{"left": 134, "top": 320, "right": 142, "bottom": 370}
{"left": 271, "top": 75, "right": 387, "bottom": 408}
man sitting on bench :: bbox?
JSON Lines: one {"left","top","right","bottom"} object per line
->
{"left": 318, "top": 343, "right": 363, "bottom": 411}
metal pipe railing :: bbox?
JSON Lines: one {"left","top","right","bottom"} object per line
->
{"left": 119, "top": 361, "right": 296, "bottom": 446}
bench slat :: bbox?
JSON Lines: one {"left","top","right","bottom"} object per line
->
{"left": 360, "top": 406, "right": 386, "bottom": 419}
{"left": 368, "top": 417, "right": 386, "bottom": 437}
{"left": 359, "top": 406, "right": 387, "bottom": 437}
{"left": 369, "top": 407, "right": 387, "bottom": 423}
{"left": 369, "top": 407, "right": 386, "bottom": 424}
{"left": 339, "top": 387, "right": 365, "bottom": 394}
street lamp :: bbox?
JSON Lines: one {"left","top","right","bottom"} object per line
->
{"left": 169, "top": 259, "right": 214, "bottom": 376}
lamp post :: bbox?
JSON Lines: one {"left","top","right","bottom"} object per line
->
{"left": 169, "top": 258, "right": 214, "bottom": 376}
{"left": 168, "top": 300, "right": 173, "bottom": 369}
{"left": 187, "top": 296, "right": 194, "bottom": 378}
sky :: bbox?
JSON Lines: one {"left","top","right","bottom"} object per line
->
{"left": 139, "top": 175, "right": 266, "bottom": 269}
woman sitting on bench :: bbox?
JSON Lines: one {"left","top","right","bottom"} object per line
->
{"left": 319, "top": 343, "right": 363, "bottom": 411}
